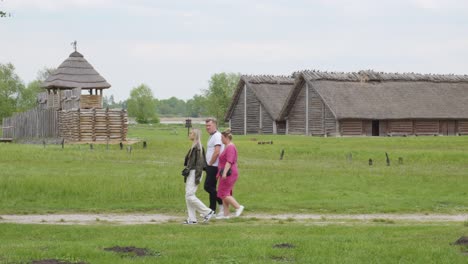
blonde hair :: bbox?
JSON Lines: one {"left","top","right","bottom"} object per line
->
{"left": 221, "top": 128, "right": 232, "bottom": 140}
{"left": 191, "top": 128, "right": 203, "bottom": 149}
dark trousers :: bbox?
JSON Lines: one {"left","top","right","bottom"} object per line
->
{"left": 204, "top": 165, "right": 222, "bottom": 211}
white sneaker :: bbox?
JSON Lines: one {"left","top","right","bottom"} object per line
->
{"left": 235, "top": 205, "right": 244, "bottom": 217}
{"left": 203, "top": 210, "right": 215, "bottom": 223}
{"left": 217, "top": 205, "right": 224, "bottom": 217}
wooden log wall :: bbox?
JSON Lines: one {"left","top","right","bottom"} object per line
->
{"left": 59, "top": 108, "right": 128, "bottom": 142}
{"left": 246, "top": 87, "right": 260, "bottom": 134}
{"left": 80, "top": 95, "right": 102, "bottom": 109}
{"left": 230, "top": 85, "right": 245, "bottom": 135}
{"left": 47, "top": 90, "right": 61, "bottom": 109}
{"left": 37, "top": 92, "right": 48, "bottom": 110}
{"left": 309, "top": 87, "right": 324, "bottom": 135}
{"left": 324, "top": 107, "right": 338, "bottom": 136}
{"left": 61, "top": 88, "right": 81, "bottom": 111}
{"left": 414, "top": 120, "right": 439, "bottom": 135}
{"left": 287, "top": 85, "right": 306, "bottom": 135}
{"left": 340, "top": 120, "right": 363, "bottom": 136}
{"left": 458, "top": 120, "right": 468, "bottom": 135}
{"left": 260, "top": 104, "right": 274, "bottom": 134}
{"left": 1, "top": 108, "right": 59, "bottom": 139}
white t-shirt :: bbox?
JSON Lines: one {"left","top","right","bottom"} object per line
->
{"left": 206, "top": 131, "right": 224, "bottom": 167}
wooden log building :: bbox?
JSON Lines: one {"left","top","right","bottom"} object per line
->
{"left": 278, "top": 70, "right": 468, "bottom": 136}
{"left": 224, "top": 75, "right": 294, "bottom": 135}
{"left": 2, "top": 48, "right": 128, "bottom": 142}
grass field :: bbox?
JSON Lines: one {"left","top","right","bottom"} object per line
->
{"left": 0, "top": 221, "right": 467, "bottom": 264}
{"left": 0, "top": 124, "right": 467, "bottom": 215}
{"left": 1, "top": 124, "right": 468, "bottom": 263}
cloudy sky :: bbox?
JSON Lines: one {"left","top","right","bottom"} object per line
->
{"left": 1, "top": 0, "right": 467, "bottom": 101}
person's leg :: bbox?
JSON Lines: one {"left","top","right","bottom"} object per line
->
{"left": 204, "top": 166, "right": 220, "bottom": 211}
{"left": 222, "top": 198, "right": 230, "bottom": 217}
{"left": 185, "top": 171, "right": 198, "bottom": 222}
{"left": 187, "top": 175, "right": 213, "bottom": 217}
{"left": 224, "top": 196, "right": 240, "bottom": 210}
{"left": 223, "top": 196, "right": 244, "bottom": 217}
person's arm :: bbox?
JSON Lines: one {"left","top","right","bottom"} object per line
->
{"left": 208, "top": 145, "right": 221, "bottom": 166}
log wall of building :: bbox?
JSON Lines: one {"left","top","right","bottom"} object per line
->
{"left": 287, "top": 86, "right": 306, "bottom": 135}
{"left": 230, "top": 85, "right": 245, "bottom": 135}
{"left": 80, "top": 95, "right": 102, "bottom": 109}
{"left": 309, "top": 87, "right": 324, "bottom": 135}
{"left": 59, "top": 109, "right": 128, "bottom": 142}
{"left": 246, "top": 87, "right": 260, "bottom": 134}
{"left": 260, "top": 104, "right": 274, "bottom": 134}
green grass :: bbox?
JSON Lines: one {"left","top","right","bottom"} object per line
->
{"left": 0, "top": 124, "right": 467, "bottom": 214}
{"left": 0, "top": 222, "right": 467, "bottom": 263}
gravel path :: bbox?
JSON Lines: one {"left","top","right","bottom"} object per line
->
{"left": 1, "top": 213, "right": 467, "bottom": 225}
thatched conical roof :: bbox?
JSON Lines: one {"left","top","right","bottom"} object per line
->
{"left": 42, "top": 51, "right": 111, "bottom": 89}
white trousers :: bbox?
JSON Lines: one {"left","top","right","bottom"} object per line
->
{"left": 185, "top": 170, "right": 211, "bottom": 222}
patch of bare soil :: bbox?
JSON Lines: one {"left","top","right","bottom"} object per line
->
{"left": 453, "top": 236, "right": 468, "bottom": 245}
{"left": 270, "top": 256, "right": 295, "bottom": 262}
{"left": 31, "top": 260, "right": 86, "bottom": 264}
{"left": 273, "top": 243, "right": 295, "bottom": 249}
{"left": 103, "top": 246, "right": 160, "bottom": 257}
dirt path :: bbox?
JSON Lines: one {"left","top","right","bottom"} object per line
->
{"left": 1, "top": 213, "right": 467, "bottom": 225}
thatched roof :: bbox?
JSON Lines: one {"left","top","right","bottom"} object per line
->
{"left": 42, "top": 51, "right": 111, "bottom": 89}
{"left": 280, "top": 70, "right": 468, "bottom": 120}
{"left": 225, "top": 75, "right": 294, "bottom": 121}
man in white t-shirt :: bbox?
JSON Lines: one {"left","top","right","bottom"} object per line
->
{"left": 204, "top": 118, "right": 225, "bottom": 215}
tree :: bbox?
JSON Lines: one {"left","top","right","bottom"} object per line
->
{"left": 127, "top": 84, "right": 158, "bottom": 123}
{"left": 186, "top": 94, "right": 208, "bottom": 117}
{"left": 203, "top": 73, "right": 240, "bottom": 124}
{"left": 16, "top": 67, "right": 55, "bottom": 112}
{"left": 0, "top": 63, "right": 24, "bottom": 120}
{"left": 1, "top": 0, "right": 10, "bottom": 17}
{"left": 16, "top": 80, "right": 42, "bottom": 112}
{"left": 156, "top": 96, "right": 186, "bottom": 116}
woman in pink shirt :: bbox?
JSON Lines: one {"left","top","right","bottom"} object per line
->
{"left": 217, "top": 128, "right": 244, "bottom": 219}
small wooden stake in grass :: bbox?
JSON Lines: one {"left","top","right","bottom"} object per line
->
{"left": 61, "top": 138, "right": 64, "bottom": 149}
{"left": 385, "top": 152, "right": 390, "bottom": 166}
{"left": 90, "top": 144, "right": 93, "bottom": 150}
{"left": 119, "top": 142, "right": 123, "bottom": 150}
{"left": 42, "top": 140, "right": 46, "bottom": 148}
{"left": 369, "top": 158, "right": 373, "bottom": 166}
{"left": 347, "top": 153, "right": 352, "bottom": 163}
{"left": 280, "top": 149, "right": 285, "bottom": 160}
{"left": 143, "top": 141, "right": 147, "bottom": 149}
{"left": 398, "top": 157, "right": 403, "bottom": 165}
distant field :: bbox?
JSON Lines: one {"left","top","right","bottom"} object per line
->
{"left": 0, "top": 124, "right": 467, "bottom": 214}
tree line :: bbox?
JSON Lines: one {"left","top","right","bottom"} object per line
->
{"left": 0, "top": 62, "right": 239, "bottom": 125}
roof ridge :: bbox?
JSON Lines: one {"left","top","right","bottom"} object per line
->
{"left": 294, "top": 69, "right": 468, "bottom": 83}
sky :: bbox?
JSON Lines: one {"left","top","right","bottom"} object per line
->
{"left": 1, "top": 0, "right": 468, "bottom": 101}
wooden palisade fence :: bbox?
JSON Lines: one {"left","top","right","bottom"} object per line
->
{"left": 2, "top": 108, "right": 59, "bottom": 139}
